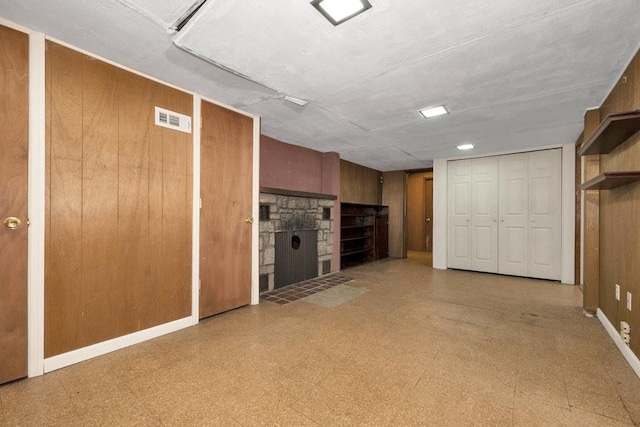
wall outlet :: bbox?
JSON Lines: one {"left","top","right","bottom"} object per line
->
{"left": 615, "top": 284, "right": 620, "bottom": 301}
{"left": 627, "top": 292, "right": 632, "bottom": 311}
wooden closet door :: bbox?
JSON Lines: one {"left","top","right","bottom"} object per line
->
{"left": 424, "top": 178, "right": 433, "bottom": 252}
{"left": 200, "top": 101, "right": 253, "bottom": 318}
{"left": 0, "top": 25, "right": 29, "bottom": 384}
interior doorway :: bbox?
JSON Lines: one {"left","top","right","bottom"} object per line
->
{"left": 406, "top": 171, "right": 433, "bottom": 265}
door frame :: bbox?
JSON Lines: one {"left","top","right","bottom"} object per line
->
{"left": 196, "top": 95, "right": 260, "bottom": 317}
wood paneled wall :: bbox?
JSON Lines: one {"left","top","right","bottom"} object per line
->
{"left": 587, "top": 51, "right": 640, "bottom": 358}
{"left": 382, "top": 171, "right": 406, "bottom": 258}
{"left": 340, "top": 160, "right": 382, "bottom": 205}
{"left": 45, "top": 42, "right": 193, "bottom": 357}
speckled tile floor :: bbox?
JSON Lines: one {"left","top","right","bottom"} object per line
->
{"left": 2, "top": 253, "right": 640, "bottom": 426}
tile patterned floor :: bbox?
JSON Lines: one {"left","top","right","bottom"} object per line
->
{"left": 260, "top": 274, "right": 354, "bottom": 304}
{"left": 2, "top": 254, "right": 640, "bottom": 426}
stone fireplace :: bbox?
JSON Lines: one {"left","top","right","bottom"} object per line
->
{"left": 259, "top": 192, "right": 334, "bottom": 292}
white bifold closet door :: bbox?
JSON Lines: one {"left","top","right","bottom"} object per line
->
{"left": 447, "top": 160, "right": 472, "bottom": 270}
{"left": 448, "top": 149, "right": 562, "bottom": 280}
{"left": 470, "top": 157, "right": 499, "bottom": 273}
{"left": 526, "top": 150, "right": 562, "bottom": 280}
{"left": 447, "top": 157, "right": 498, "bottom": 273}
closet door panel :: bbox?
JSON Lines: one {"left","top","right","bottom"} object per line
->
{"left": 471, "top": 157, "right": 498, "bottom": 273}
{"left": 498, "top": 154, "right": 528, "bottom": 276}
{"left": 447, "top": 160, "right": 472, "bottom": 269}
{"left": 528, "top": 149, "right": 562, "bottom": 280}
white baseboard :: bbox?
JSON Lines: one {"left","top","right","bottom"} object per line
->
{"left": 597, "top": 308, "right": 640, "bottom": 378}
{"left": 43, "top": 317, "right": 194, "bottom": 373}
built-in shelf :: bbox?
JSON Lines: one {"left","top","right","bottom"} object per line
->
{"left": 581, "top": 172, "right": 640, "bottom": 190}
{"left": 578, "top": 111, "right": 640, "bottom": 156}
{"left": 340, "top": 203, "right": 388, "bottom": 269}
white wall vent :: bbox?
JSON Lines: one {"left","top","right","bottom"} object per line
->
{"left": 155, "top": 107, "right": 192, "bottom": 134}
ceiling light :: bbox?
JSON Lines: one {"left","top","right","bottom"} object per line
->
{"left": 311, "top": 0, "right": 372, "bottom": 26}
{"left": 284, "top": 96, "right": 309, "bottom": 106}
{"left": 457, "top": 144, "right": 475, "bottom": 151}
{"left": 419, "top": 105, "right": 449, "bottom": 118}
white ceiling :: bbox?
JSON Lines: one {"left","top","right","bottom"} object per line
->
{"left": 2, "top": 0, "right": 639, "bottom": 171}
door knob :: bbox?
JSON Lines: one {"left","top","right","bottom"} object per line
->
{"left": 4, "top": 217, "right": 22, "bottom": 230}
{"left": 426, "top": 218, "right": 431, "bottom": 222}
{"left": 244, "top": 217, "right": 254, "bottom": 224}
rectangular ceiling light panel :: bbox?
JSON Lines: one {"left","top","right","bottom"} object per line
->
{"left": 311, "top": 0, "right": 372, "bottom": 26}
{"left": 419, "top": 105, "right": 449, "bottom": 118}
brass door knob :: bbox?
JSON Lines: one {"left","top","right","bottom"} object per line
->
{"left": 244, "top": 217, "right": 254, "bottom": 224}
{"left": 4, "top": 217, "right": 22, "bottom": 230}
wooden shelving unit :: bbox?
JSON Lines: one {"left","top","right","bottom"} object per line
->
{"left": 581, "top": 172, "right": 640, "bottom": 190}
{"left": 578, "top": 111, "right": 640, "bottom": 156}
{"left": 340, "top": 203, "right": 388, "bottom": 269}
{"left": 579, "top": 111, "right": 640, "bottom": 191}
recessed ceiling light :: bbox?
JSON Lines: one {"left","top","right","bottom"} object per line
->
{"left": 419, "top": 105, "right": 449, "bottom": 118}
{"left": 457, "top": 144, "right": 475, "bottom": 151}
{"left": 311, "top": 0, "right": 372, "bottom": 26}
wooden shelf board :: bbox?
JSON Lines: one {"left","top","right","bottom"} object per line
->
{"left": 578, "top": 111, "right": 640, "bottom": 156}
{"left": 581, "top": 171, "right": 640, "bottom": 190}
{"left": 341, "top": 236, "right": 372, "bottom": 242}
{"left": 341, "top": 248, "right": 374, "bottom": 257}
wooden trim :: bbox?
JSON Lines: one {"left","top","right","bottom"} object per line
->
{"left": 260, "top": 186, "right": 337, "bottom": 200}
{"left": 28, "top": 31, "right": 46, "bottom": 378}
{"left": 582, "top": 108, "right": 600, "bottom": 313}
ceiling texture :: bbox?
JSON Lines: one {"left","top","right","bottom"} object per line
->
{"left": 2, "top": 0, "right": 640, "bottom": 171}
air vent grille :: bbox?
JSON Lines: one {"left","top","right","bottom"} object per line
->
{"left": 155, "top": 107, "right": 192, "bottom": 134}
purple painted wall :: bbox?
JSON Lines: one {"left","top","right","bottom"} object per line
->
{"left": 260, "top": 135, "right": 339, "bottom": 196}
{"left": 260, "top": 135, "right": 341, "bottom": 271}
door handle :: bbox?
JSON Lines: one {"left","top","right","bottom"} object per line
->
{"left": 4, "top": 217, "right": 22, "bottom": 230}
{"left": 244, "top": 217, "right": 254, "bottom": 224}
{"left": 426, "top": 218, "right": 431, "bottom": 222}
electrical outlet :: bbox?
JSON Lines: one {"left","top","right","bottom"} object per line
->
{"left": 627, "top": 292, "right": 632, "bottom": 311}
{"left": 615, "top": 284, "right": 620, "bottom": 301}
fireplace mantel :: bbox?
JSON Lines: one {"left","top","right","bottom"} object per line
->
{"left": 260, "top": 186, "right": 337, "bottom": 200}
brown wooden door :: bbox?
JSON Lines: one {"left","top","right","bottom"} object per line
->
{"left": 0, "top": 25, "right": 29, "bottom": 384}
{"left": 424, "top": 178, "right": 433, "bottom": 252}
{"left": 200, "top": 101, "right": 253, "bottom": 318}
{"left": 406, "top": 173, "right": 424, "bottom": 251}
